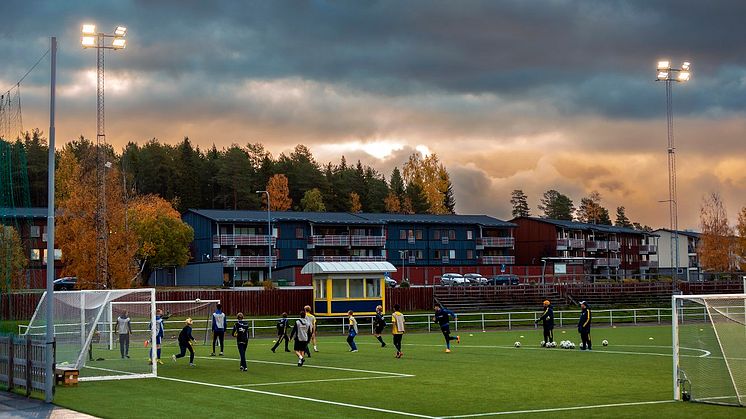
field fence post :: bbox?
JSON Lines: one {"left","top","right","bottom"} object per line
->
{"left": 481, "top": 313, "right": 485, "bottom": 332}
{"left": 559, "top": 311, "right": 563, "bottom": 327}
{"left": 610, "top": 310, "right": 613, "bottom": 327}
{"left": 342, "top": 317, "right": 345, "bottom": 334}
{"left": 251, "top": 320, "right": 255, "bottom": 338}
{"left": 633, "top": 309, "right": 637, "bottom": 325}
{"left": 455, "top": 316, "right": 458, "bottom": 331}
{"left": 428, "top": 314, "right": 431, "bottom": 332}
{"left": 658, "top": 308, "right": 661, "bottom": 324}
{"left": 508, "top": 313, "right": 512, "bottom": 330}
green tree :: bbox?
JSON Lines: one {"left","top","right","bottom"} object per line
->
{"left": 172, "top": 137, "right": 203, "bottom": 212}
{"left": 510, "top": 189, "right": 530, "bottom": 218}
{"left": 404, "top": 181, "right": 429, "bottom": 214}
{"left": 389, "top": 167, "right": 405, "bottom": 201}
{"left": 275, "top": 145, "right": 326, "bottom": 209}
{"left": 538, "top": 189, "right": 575, "bottom": 220}
{"left": 23, "top": 129, "right": 49, "bottom": 207}
{"left": 363, "top": 166, "right": 388, "bottom": 213}
{"left": 301, "top": 188, "right": 326, "bottom": 212}
{"left": 615, "top": 206, "right": 633, "bottom": 228}
{"left": 0, "top": 226, "right": 27, "bottom": 292}
{"left": 215, "top": 145, "right": 255, "bottom": 209}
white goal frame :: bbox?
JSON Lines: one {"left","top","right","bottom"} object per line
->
{"left": 672, "top": 293, "right": 746, "bottom": 403}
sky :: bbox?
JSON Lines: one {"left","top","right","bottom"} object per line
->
{"left": 1, "top": 0, "right": 745, "bottom": 229}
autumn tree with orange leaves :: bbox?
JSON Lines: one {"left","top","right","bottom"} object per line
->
{"left": 698, "top": 192, "right": 734, "bottom": 272}
{"left": 265, "top": 174, "right": 292, "bottom": 211}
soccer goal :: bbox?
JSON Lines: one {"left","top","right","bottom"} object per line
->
{"left": 673, "top": 294, "right": 746, "bottom": 406}
{"left": 24, "top": 289, "right": 158, "bottom": 381}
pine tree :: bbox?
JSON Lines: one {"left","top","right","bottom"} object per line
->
{"left": 615, "top": 206, "right": 633, "bottom": 228}
{"left": 510, "top": 189, "right": 530, "bottom": 218}
{"left": 538, "top": 190, "right": 574, "bottom": 220}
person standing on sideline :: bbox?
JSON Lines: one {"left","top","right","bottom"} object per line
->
{"left": 289, "top": 310, "right": 312, "bottom": 366}
{"left": 304, "top": 305, "right": 318, "bottom": 353}
{"left": 347, "top": 311, "right": 359, "bottom": 352}
{"left": 148, "top": 309, "right": 170, "bottom": 365}
{"left": 211, "top": 303, "right": 227, "bottom": 356}
{"left": 232, "top": 312, "right": 250, "bottom": 371}
{"left": 391, "top": 304, "right": 405, "bottom": 358}
{"left": 271, "top": 312, "right": 291, "bottom": 353}
{"left": 116, "top": 310, "right": 132, "bottom": 359}
{"left": 372, "top": 305, "right": 387, "bottom": 347}
{"left": 433, "top": 303, "right": 460, "bottom": 353}
{"left": 171, "top": 318, "right": 196, "bottom": 367}
{"left": 535, "top": 300, "right": 554, "bottom": 346}
{"left": 578, "top": 301, "right": 592, "bottom": 351}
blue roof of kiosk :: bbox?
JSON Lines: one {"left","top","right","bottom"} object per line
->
{"left": 0, "top": 207, "right": 47, "bottom": 219}
{"left": 187, "top": 209, "right": 515, "bottom": 227}
{"left": 516, "top": 217, "right": 651, "bottom": 235}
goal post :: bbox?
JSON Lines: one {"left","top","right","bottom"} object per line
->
{"left": 673, "top": 293, "right": 746, "bottom": 406}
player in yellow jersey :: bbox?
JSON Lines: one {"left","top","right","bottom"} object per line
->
{"left": 304, "top": 305, "right": 318, "bottom": 353}
{"left": 391, "top": 304, "right": 405, "bottom": 358}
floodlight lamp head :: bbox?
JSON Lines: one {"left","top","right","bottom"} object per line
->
{"left": 81, "top": 36, "right": 96, "bottom": 47}
{"left": 678, "top": 71, "right": 690, "bottom": 82}
{"left": 82, "top": 24, "right": 96, "bottom": 35}
{"left": 114, "top": 26, "right": 127, "bottom": 37}
{"left": 112, "top": 38, "right": 126, "bottom": 49}
{"left": 657, "top": 60, "right": 671, "bottom": 70}
{"left": 657, "top": 71, "right": 669, "bottom": 80}
{"left": 681, "top": 61, "right": 691, "bottom": 71}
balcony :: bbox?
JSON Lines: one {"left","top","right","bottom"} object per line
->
{"left": 309, "top": 235, "right": 349, "bottom": 246}
{"left": 479, "top": 255, "right": 516, "bottom": 265}
{"left": 441, "top": 256, "right": 450, "bottom": 264}
{"left": 639, "top": 244, "right": 658, "bottom": 255}
{"left": 639, "top": 260, "right": 659, "bottom": 268}
{"left": 477, "top": 237, "right": 515, "bottom": 248}
{"left": 585, "top": 240, "right": 608, "bottom": 251}
{"left": 441, "top": 237, "right": 449, "bottom": 244}
{"left": 312, "top": 255, "right": 386, "bottom": 262}
{"left": 224, "top": 256, "right": 277, "bottom": 268}
{"left": 213, "top": 235, "right": 276, "bottom": 247}
{"left": 607, "top": 241, "right": 620, "bottom": 251}
{"left": 557, "top": 238, "right": 569, "bottom": 250}
{"left": 570, "top": 238, "right": 585, "bottom": 249}
{"left": 350, "top": 235, "right": 386, "bottom": 247}
{"left": 407, "top": 237, "right": 416, "bottom": 244}
{"left": 594, "top": 258, "right": 621, "bottom": 268}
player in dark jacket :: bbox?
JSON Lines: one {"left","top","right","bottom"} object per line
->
{"left": 577, "top": 301, "right": 592, "bottom": 350}
{"left": 232, "top": 312, "right": 250, "bottom": 371}
{"left": 372, "top": 305, "right": 387, "bottom": 347}
{"left": 171, "top": 318, "right": 196, "bottom": 366}
{"left": 535, "top": 300, "right": 554, "bottom": 345}
{"left": 434, "top": 303, "right": 460, "bottom": 352}
{"left": 271, "top": 312, "right": 290, "bottom": 353}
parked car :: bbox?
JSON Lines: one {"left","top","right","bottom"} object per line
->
{"left": 463, "top": 273, "right": 488, "bottom": 285}
{"left": 440, "top": 273, "right": 468, "bottom": 286}
{"left": 488, "top": 274, "right": 520, "bottom": 286}
{"left": 53, "top": 277, "right": 77, "bottom": 291}
{"left": 384, "top": 276, "right": 398, "bottom": 288}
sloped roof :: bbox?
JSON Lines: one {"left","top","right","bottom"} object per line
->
{"left": 515, "top": 217, "right": 651, "bottom": 235}
{"left": 653, "top": 228, "right": 701, "bottom": 238}
{"left": 301, "top": 261, "right": 397, "bottom": 274}
{"left": 187, "top": 209, "right": 515, "bottom": 227}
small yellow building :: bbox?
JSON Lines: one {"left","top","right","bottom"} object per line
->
{"left": 301, "top": 261, "right": 396, "bottom": 316}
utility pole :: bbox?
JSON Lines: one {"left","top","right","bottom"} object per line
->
{"left": 44, "top": 36, "right": 56, "bottom": 403}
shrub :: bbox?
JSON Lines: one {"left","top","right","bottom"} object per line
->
{"left": 262, "top": 280, "right": 275, "bottom": 290}
{"left": 399, "top": 280, "right": 410, "bottom": 288}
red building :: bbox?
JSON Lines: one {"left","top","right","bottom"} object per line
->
{"left": 0, "top": 207, "right": 63, "bottom": 288}
{"left": 511, "top": 217, "right": 657, "bottom": 280}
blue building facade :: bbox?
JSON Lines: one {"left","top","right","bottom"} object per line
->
{"left": 182, "top": 209, "right": 516, "bottom": 286}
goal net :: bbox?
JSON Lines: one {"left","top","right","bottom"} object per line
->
{"left": 24, "top": 289, "right": 157, "bottom": 381}
{"left": 673, "top": 294, "right": 746, "bottom": 406}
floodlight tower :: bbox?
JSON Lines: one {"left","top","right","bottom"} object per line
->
{"left": 656, "top": 60, "right": 691, "bottom": 290}
{"left": 82, "top": 24, "right": 127, "bottom": 288}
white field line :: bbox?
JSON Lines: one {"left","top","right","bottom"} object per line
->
{"left": 158, "top": 375, "right": 436, "bottom": 419}
{"left": 195, "top": 355, "right": 413, "bottom": 377}
{"left": 82, "top": 365, "right": 137, "bottom": 375}
{"left": 439, "top": 399, "right": 675, "bottom": 418}
{"left": 232, "top": 375, "right": 398, "bottom": 387}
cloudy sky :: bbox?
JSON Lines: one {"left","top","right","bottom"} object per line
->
{"left": 1, "top": 0, "right": 745, "bottom": 229}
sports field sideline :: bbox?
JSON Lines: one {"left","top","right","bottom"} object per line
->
{"left": 51, "top": 324, "right": 742, "bottom": 418}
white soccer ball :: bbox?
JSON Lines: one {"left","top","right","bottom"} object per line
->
{"left": 514, "top": 341, "right": 521, "bottom": 348}
{"left": 540, "top": 341, "right": 546, "bottom": 347}
{"left": 602, "top": 339, "right": 608, "bottom": 346}
{"left": 569, "top": 342, "right": 576, "bottom": 349}
{"left": 195, "top": 298, "right": 201, "bottom": 302}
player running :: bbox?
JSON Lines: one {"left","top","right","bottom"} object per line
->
{"left": 271, "top": 312, "right": 291, "bottom": 353}
{"left": 372, "top": 305, "right": 387, "bottom": 347}
{"left": 290, "top": 310, "right": 312, "bottom": 366}
{"left": 211, "top": 303, "right": 227, "bottom": 356}
{"left": 433, "top": 303, "right": 460, "bottom": 353}
{"left": 171, "top": 318, "right": 196, "bottom": 367}
{"left": 535, "top": 300, "right": 554, "bottom": 346}
{"left": 391, "top": 304, "right": 405, "bottom": 358}
{"left": 578, "top": 301, "right": 592, "bottom": 351}
{"left": 232, "top": 312, "right": 250, "bottom": 371}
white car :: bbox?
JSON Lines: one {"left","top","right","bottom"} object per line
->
{"left": 440, "top": 273, "right": 468, "bottom": 285}
{"left": 463, "top": 273, "right": 488, "bottom": 285}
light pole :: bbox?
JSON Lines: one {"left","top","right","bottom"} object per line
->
{"left": 399, "top": 250, "right": 408, "bottom": 282}
{"left": 81, "top": 24, "right": 127, "bottom": 288}
{"left": 256, "top": 190, "right": 272, "bottom": 281}
{"left": 656, "top": 60, "right": 690, "bottom": 290}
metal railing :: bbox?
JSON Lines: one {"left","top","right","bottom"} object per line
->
{"left": 213, "top": 235, "right": 276, "bottom": 246}
{"left": 309, "top": 235, "right": 350, "bottom": 246}
{"left": 477, "top": 237, "right": 515, "bottom": 248}
{"left": 350, "top": 236, "right": 386, "bottom": 247}
{"left": 479, "top": 255, "right": 515, "bottom": 265}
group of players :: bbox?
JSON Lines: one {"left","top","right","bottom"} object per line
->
{"left": 116, "top": 299, "right": 590, "bottom": 371}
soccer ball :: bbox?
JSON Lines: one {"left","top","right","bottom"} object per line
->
{"left": 514, "top": 341, "right": 521, "bottom": 348}
{"left": 602, "top": 339, "right": 608, "bottom": 346}
{"left": 540, "top": 341, "right": 546, "bottom": 347}
{"left": 547, "top": 342, "right": 555, "bottom": 348}
{"left": 195, "top": 298, "right": 201, "bottom": 302}
{"left": 569, "top": 342, "right": 576, "bottom": 349}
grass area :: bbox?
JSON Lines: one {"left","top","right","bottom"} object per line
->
{"left": 50, "top": 324, "right": 745, "bottom": 418}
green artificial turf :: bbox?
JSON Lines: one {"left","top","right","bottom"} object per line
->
{"left": 53, "top": 325, "right": 745, "bottom": 418}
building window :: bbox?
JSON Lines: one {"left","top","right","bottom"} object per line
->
{"left": 365, "top": 278, "right": 381, "bottom": 298}
{"left": 315, "top": 279, "right": 326, "bottom": 299}
{"left": 449, "top": 249, "right": 456, "bottom": 259}
{"left": 434, "top": 230, "right": 441, "bottom": 240}
{"left": 415, "top": 250, "right": 424, "bottom": 259}
{"left": 415, "top": 230, "right": 423, "bottom": 240}
{"left": 434, "top": 250, "right": 441, "bottom": 259}
{"left": 399, "top": 230, "right": 407, "bottom": 240}
{"left": 296, "top": 227, "right": 304, "bottom": 239}
{"left": 466, "top": 249, "right": 474, "bottom": 259}
{"left": 449, "top": 230, "right": 456, "bottom": 240}
{"left": 297, "top": 249, "right": 304, "bottom": 259}
{"left": 467, "top": 230, "right": 473, "bottom": 240}
{"left": 31, "top": 249, "right": 40, "bottom": 261}
{"left": 349, "top": 279, "right": 364, "bottom": 298}
{"left": 30, "top": 226, "right": 40, "bottom": 238}
{"left": 332, "top": 280, "right": 348, "bottom": 299}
